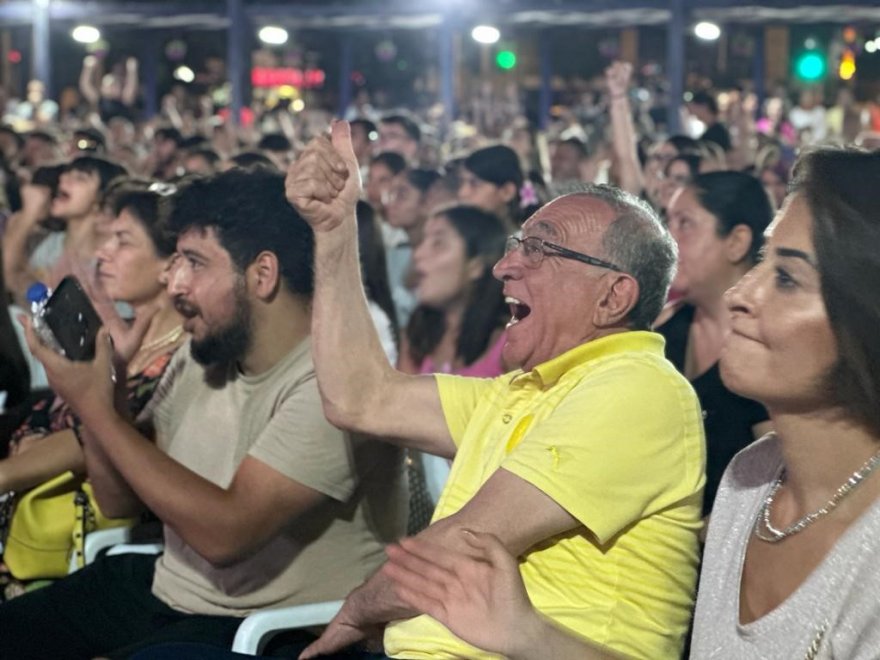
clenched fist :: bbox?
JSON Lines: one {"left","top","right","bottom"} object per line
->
{"left": 286, "top": 120, "right": 361, "bottom": 233}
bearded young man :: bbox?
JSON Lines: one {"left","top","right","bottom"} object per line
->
{"left": 2, "top": 169, "right": 406, "bottom": 659}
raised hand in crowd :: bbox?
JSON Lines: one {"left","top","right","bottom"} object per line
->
{"left": 285, "top": 121, "right": 360, "bottom": 233}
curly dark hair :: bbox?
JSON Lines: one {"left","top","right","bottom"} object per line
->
{"left": 167, "top": 169, "right": 314, "bottom": 295}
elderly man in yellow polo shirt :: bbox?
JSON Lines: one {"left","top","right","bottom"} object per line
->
{"left": 286, "top": 122, "right": 705, "bottom": 660}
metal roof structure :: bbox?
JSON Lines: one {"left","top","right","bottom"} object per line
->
{"left": 2, "top": 0, "right": 879, "bottom": 30}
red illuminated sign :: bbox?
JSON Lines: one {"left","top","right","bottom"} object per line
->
{"left": 251, "top": 67, "right": 326, "bottom": 89}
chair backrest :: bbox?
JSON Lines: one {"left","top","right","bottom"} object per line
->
{"left": 405, "top": 450, "right": 450, "bottom": 535}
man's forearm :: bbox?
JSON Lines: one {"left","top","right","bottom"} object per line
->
{"left": 2, "top": 211, "right": 41, "bottom": 304}
{"left": 510, "top": 616, "right": 627, "bottom": 660}
{"left": 312, "top": 222, "right": 396, "bottom": 431}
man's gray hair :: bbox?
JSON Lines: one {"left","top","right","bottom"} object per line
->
{"left": 564, "top": 186, "right": 677, "bottom": 330}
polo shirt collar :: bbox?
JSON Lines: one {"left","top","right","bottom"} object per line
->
{"left": 515, "top": 331, "right": 666, "bottom": 388}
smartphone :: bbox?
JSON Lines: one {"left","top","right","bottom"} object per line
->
{"left": 42, "top": 276, "right": 102, "bottom": 361}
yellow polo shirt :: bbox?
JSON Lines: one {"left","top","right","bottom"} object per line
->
{"left": 384, "top": 331, "right": 705, "bottom": 659}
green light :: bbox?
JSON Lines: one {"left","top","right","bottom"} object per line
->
{"left": 496, "top": 50, "right": 517, "bottom": 70}
{"left": 795, "top": 51, "right": 826, "bottom": 81}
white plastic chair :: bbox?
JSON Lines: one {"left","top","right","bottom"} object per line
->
{"left": 230, "top": 600, "right": 345, "bottom": 654}
{"left": 69, "top": 526, "right": 164, "bottom": 573}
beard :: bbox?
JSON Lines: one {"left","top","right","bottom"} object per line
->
{"left": 185, "top": 281, "right": 253, "bottom": 367}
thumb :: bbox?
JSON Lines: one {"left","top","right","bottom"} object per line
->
{"left": 330, "top": 120, "right": 359, "bottom": 172}
{"left": 94, "top": 327, "right": 114, "bottom": 365}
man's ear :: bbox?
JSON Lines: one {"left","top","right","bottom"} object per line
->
{"left": 249, "top": 251, "right": 281, "bottom": 300}
{"left": 725, "top": 224, "right": 753, "bottom": 265}
{"left": 593, "top": 274, "right": 640, "bottom": 328}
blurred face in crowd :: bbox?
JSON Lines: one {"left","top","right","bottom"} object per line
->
{"left": 366, "top": 161, "right": 396, "bottom": 213}
{"left": 384, "top": 174, "right": 424, "bottom": 231}
{"left": 96, "top": 209, "right": 168, "bottom": 306}
{"left": 457, "top": 169, "right": 515, "bottom": 220}
{"left": 760, "top": 168, "right": 787, "bottom": 210}
{"left": 51, "top": 168, "right": 101, "bottom": 220}
{"left": 659, "top": 158, "right": 694, "bottom": 211}
{"left": 378, "top": 121, "right": 417, "bottom": 161}
{"left": 493, "top": 196, "right": 622, "bottom": 371}
{"left": 412, "top": 214, "right": 480, "bottom": 310}
{"left": 721, "top": 194, "right": 837, "bottom": 412}
{"left": 108, "top": 118, "right": 136, "bottom": 148}
{"left": 182, "top": 153, "right": 217, "bottom": 176}
{"left": 666, "top": 186, "right": 735, "bottom": 301}
{"left": 168, "top": 227, "right": 252, "bottom": 365}
{"left": 644, "top": 141, "right": 679, "bottom": 206}
{"left": 551, "top": 142, "right": 584, "bottom": 182}
{"left": 22, "top": 135, "right": 59, "bottom": 169}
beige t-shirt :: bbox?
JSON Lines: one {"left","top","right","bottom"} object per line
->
{"left": 148, "top": 338, "right": 407, "bottom": 617}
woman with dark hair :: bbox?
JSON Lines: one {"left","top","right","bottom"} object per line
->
{"left": 457, "top": 145, "right": 534, "bottom": 228}
{"left": 659, "top": 171, "right": 774, "bottom": 515}
{"left": 383, "top": 168, "right": 445, "bottom": 328}
{"left": 383, "top": 147, "right": 880, "bottom": 660}
{"left": 399, "top": 205, "right": 509, "bottom": 378}
{"left": 658, "top": 153, "right": 701, "bottom": 212}
{"left": 642, "top": 134, "right": 702, "bottom": 210}
{"left": 0, "top": 179, "right": 185, "bottom": 598}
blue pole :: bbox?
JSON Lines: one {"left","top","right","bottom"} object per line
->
{"left": 227, "top": 0, "right": 245, "bottom": 126}
{"left": 752, "top": 26, "right": 765, "bottom": 119}
{"left": 32, "top": 0, "right": 51, "bottom": 95}
{"left": 539, "top": 32, "right": 552, "bottom": 131}
{"left": 141, "top": 34, "right": 159, "bottom": 120}
{"left": 338, "top": 35, "right": 352, "bottom": 118}
{"left": 439, "top": 18, "right": 455, "bottom": 131}
{"left": 666, "top": 0, "right": 686, "bottom": 135}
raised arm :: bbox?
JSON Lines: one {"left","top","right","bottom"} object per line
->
{"left": 2, "top": 183, "right": 53, "bottom": 306}
{"left": 285, "top": 122, "right": 454, "bottom": 457}
{"left": 120, "top": 57, "right": 139, "bottom": 108}
{"left": 606, "top": 61, "right": 644, "bottom": 196}
{"left": 78, "top": 55, "right": 100, "bottom": 108}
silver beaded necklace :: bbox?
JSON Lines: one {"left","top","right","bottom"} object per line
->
{"left": 754, "top": 443, "right": 880, "bottom": 543}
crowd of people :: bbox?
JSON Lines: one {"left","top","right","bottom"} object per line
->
{"left": 0, "top": 48, "right": 878, "bottom": 660}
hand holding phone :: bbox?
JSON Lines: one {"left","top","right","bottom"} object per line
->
{"left": 42, "top": 276, "right": 103, "bottom": 361}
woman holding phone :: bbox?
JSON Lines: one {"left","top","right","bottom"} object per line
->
{"left": 0, "top": 179, "right": 185, "bottom": 599}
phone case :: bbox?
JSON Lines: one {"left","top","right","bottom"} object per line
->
{"left": 43, "top": 276, "right": 102, "bottom": 361}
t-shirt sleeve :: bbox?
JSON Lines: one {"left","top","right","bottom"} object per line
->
{"left": 501, "top": 361, "right": 704, "bottom": 544}
{"left": 248, "top": 372, "right": 356, "bottom": 503}
{"left": 436, "top": 373, "right": 497, "bottom": 448}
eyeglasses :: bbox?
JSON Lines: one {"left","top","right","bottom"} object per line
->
{"left": 504, "top": 235, "right": 624, "bottom": 272}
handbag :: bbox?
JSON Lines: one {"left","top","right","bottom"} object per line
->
{"left": 2, "top": 471, "right": 135, "bottom": 579}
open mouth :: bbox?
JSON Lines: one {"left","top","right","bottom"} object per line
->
{"left": 505, "top": 296, "right": 531, "bottom": 326}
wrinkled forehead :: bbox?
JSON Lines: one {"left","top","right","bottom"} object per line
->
{"left": 521, "top": 196, "right": 615, "bottom": 243}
